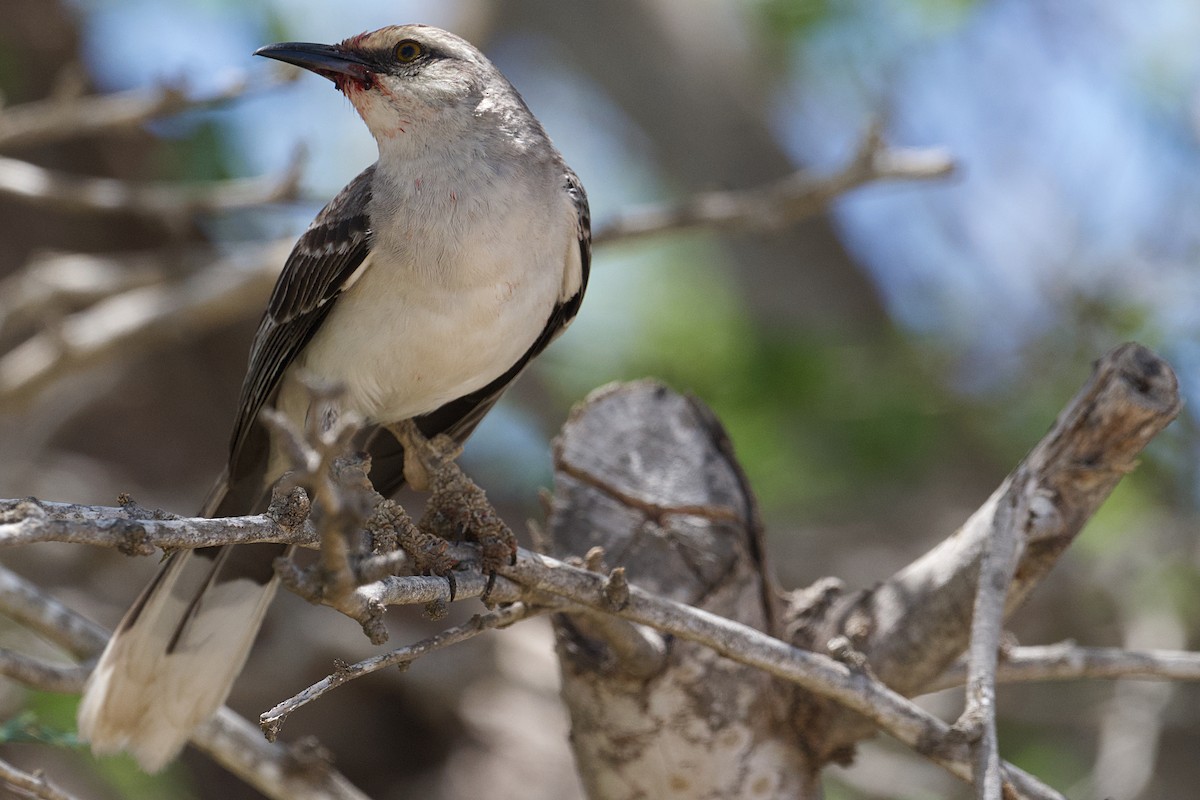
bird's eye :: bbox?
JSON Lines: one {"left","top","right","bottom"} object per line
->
{"left": 394, "top": 40, "right": 424, "bottom": 63}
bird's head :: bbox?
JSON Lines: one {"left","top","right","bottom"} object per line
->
{"left": 255, "top": 25, "right": 498, "bottom": 142}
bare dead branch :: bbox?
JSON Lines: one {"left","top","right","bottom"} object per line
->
{"left": 0, "top": 73, "right": 296, "bottom": 151}
{"left": 0, "top": 495, "right": 317, "bottom": 552}
{"left": 0, "top": 240, "right": 290, "bottom": 410}
{"left": 593, "top": 122, "right": 955, "bottom": 246}
{"left": 496, "top": 549, "right": 1062, "bottom": 799}
{"left": 0, "top": 148, "right": 303, "bottom": 219}
{"left": 0, "top": 252, "right": 165, "bottom": 343}
{"left": 260, "top": 602, "right": 545, "bottom": 741}
{"left": 193, "top": 710, "right": 371, "bottom": 800}
{"left": 0, "top": 565, "right": 107, "bottom": 659}
{"left": 0, "top": 757, "right": 79, "bottom": 800}
{"left": 0, "top": 647, "right": 92, "bottom": 693}
{"left": 0, "top": 565, "right": 368, "bottom": 800}
{"left": 959, "top": 468, "right": 1031, "bottom": 800}
{"left": 811, "top": 343, "right": 1180, "bottom": 751}
{"left": 928, "top": 642, "right": 1200, "bottom": 691}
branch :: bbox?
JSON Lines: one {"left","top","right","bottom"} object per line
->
{"left": 0, "top": 565, "right": 107, "bottom": 658}
{"left": 0, "top": 648, "right": 92, "bottom": 694}
{"left": 592, "top": 122, "right": 954, "bottom": 245}
{"left": 958, "top": 468, "right": 1030, "bottom": 800}
{"left": 0, "top": 757, "right": 79, "bottom": 800}
{"left": 0, "top": 495, "right": 317, "bottom": 552}
{"left": 928, "top": 642, "right": 1200, "bottom": 691}
{"left": 0, "top": 252, "right": 166, "bottom": 343}
{"left": 0, "top": 73, "right": 297, "bottom": 151}
{"left": 495, "top": 548, "right": 1062, "bottom": 799}
{"left": 259, "top": 602, "right": 545, "bottom": 740}
{"left": 0, "top": 148, "right": 303, "bottom": 219}
{"left": 0, "top": 565, "right": 368, "bottom": 800}
{"left": 808, "top": 343, "right": 1180, "bottom": 747}
{"left": 0, "top": 240, "right": 291, "bottom": 410}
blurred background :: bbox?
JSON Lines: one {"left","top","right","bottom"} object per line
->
{"left": 1, "top": 0, "right": 1199, "bottom": 798}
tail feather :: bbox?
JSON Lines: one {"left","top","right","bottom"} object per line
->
{"left": 78, "top": 546, "right": 279, "bottom": 772}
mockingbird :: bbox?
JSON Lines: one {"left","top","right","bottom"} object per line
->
{"left": 77, "top": 23, "right": 590, "bottom": 772}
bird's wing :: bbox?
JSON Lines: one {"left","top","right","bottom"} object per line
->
{"left": 222, "top": 164, "right": 376, "bottom": 507}
{"left": 364, "top": 166, "right": 592, "bottom": 497}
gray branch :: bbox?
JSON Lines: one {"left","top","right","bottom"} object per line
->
{"left": 0, "top": 73, "right": 297, "bottom": 151}
{"left": 0, "top": 149, "right": 303, "bottom": 220}
{"left": 929, "top": 642, "right": 1200, "bottom": 691}
{"left": 0, "top": 757, "right": 79, "bottom": 800}
{"left": 807, "top": 343, "right": 1181, "bottom": 751}
{"left": 0, "top": 240, "right": 291, "bottom": 411}
{"left": 0, "top": 564, "right": 368, "bottom": 800}
{"left": 593, "top": 122, "right": 955, "bottom": 246}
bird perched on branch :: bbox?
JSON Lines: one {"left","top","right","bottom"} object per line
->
{"left": 78, "top": 23, "right": 590, "bottom": 771}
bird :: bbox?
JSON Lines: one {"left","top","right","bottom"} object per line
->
{"left": 77, "top": 23, "right": 590, "bottom": 772}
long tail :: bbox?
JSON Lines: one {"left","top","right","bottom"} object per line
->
{"left": 77, "top": 477, "right": 282, "bottom": 772}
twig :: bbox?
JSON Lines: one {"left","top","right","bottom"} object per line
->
{"left": 0, "top": 239, "right": 291, "bottom": 410}
{"left": 260, "top": 602, "right": 544, "bottom": 741}
{"left": 1074, "top": 605, "right": 1184, "bottom": 798}
{"left": 927, "top": 642, "right": 1200, "bottom": 691}
{"left": 0, "top": 252, "right": 165, "bottom": 343}
{"left": 193, "top": 709, "right": 371, "bottom": 800}
{"left": 0, "top": 147, "right": 303, "bottom": 219}
{"left": 0, "top": 495, "right": 317, "bottom": 552}
{"left": 957, "top": 468, "right": 1031, "bottom": 799}
{"left": 0, "top": 757, "right": 78, "bottom": 800}
{"left": 0, "top": 648, "right": 92, "bottom": 694}
{"left": 0, "top": 564, "right": 107, "bottom": 658}
{"left": 593, "top": 122, "right": 954, "bottom": 246}
{"left": 0, "top": 73, "right": 297, "bottom": 151}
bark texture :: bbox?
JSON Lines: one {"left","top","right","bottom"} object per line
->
{"left": 547, "top": 381, "right": 814, "bottom": 799}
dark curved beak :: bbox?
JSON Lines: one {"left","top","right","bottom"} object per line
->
{"left": 254, "top": 42, "right": 372, "bottom": 82}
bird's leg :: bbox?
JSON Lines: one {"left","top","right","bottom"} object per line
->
{"left": 389, "top": 420, "right": 518, "bottom": 594}
{"left": 364, "top": 497, "right": 459, "bottom": 599}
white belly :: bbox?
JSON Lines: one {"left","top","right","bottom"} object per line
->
{"left": 282, "top": 241, "right": 559, "bottom": 426}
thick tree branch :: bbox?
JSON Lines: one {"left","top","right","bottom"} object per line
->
{"left": 495, "top": 547, "right": 1061, "bottom": 800}
{"left": 809, "top": 343, "right": 1180, "bottom": 748}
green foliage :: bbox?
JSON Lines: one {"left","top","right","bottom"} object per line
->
{"left": 623, "top": 244, "right": 949, "bottom": 514}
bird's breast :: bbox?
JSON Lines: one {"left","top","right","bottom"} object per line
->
{"left": 277, "top": 170, "right": 569, "bottom": 428}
